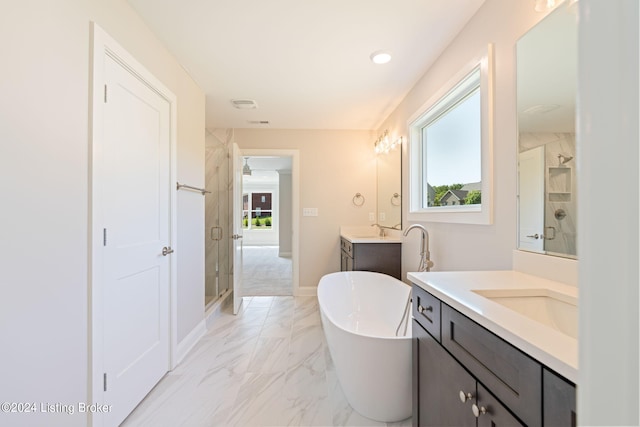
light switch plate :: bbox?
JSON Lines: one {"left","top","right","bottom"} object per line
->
{"left": 303, "top": 208, "right": 318, "bottom": 217}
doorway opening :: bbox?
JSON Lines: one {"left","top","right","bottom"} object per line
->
{"left": 241, "top": 156, "right": 293, "bottom": 296}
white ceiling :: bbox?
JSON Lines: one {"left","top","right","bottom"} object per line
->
{"left": 127, "top": 0, "right": 486, "bottom": 130}
{"left": 245, "top": 156, "right": 292, "bottom": 172}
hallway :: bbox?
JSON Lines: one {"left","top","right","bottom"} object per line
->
{"left": 122, "top": 296, "right": 411, "bottom": 426}
{"left": 242, "top": 246, "right": 293, "bottom": 296}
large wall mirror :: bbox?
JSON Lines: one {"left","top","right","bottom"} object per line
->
{"left": 376, "top": 138, "right": 402, "bottom": 229}
{"left": 517, "top": 4, "right": 577, "bottom": 258}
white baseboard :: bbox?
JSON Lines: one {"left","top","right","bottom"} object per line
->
{"left": 175, "top": 319, "right": 206, "bottom": 366}
{"left": 278, "top": 251, "right": 292, "bottom": 258}
{"left": 295, "top": 286, "right": 317, "bottom": 297}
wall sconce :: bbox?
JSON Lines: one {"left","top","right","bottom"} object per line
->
{"left": 374, "top": 130, "right": 403, "bottom": 154}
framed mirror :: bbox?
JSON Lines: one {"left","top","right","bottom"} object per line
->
{"left": 376, "top": 136, "right": 402, "bottom": 229}
{"left": 517, "top": 5, "right": 577, "bottom": 258}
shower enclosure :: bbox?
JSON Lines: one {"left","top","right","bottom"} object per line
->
{"left": 205, "top": 129, "right": 234, "bottom": 307}
{"left": 519, "top": 133, "right": 577, "bottom": 257}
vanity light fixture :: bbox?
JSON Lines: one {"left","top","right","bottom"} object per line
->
{"left": 370, "top": 50, "right": 392, "bottom": 65}
{"left": 374, "top": 130, "right": 402, "bottom": 154}
{"left": 534, "top": 0, "right": 557, "bottom": 12}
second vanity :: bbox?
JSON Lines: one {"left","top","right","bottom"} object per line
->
{"left": 340, "top": 227, "right": 402, "bottom": 280}
{"left": 409, "top": 270, "right": 577, "bottom": 426}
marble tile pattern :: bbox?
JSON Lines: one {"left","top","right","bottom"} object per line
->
{"left": 205, "top": 129, "right": 233, "bottom": 303}
{"left": 242, "top": 246, "right": 293, "bottom": 296}
{"left": 122, "top": 296, "right": 411, "bottom": 427}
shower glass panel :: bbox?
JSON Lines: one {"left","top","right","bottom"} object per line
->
{"left": 205, "top": 130, "right": 233, "bottom": 307}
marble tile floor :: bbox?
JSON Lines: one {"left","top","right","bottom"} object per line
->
{"left": 242, "top": 246, "right": 293, "bottom": 296}
{"left": 122, "top": 296, "right": 412, "bottom": 427}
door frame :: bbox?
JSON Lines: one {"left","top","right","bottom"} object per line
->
{"left": 239, "top": 149, "right": 301, "bottom": 295}
{"left": 89, "top": 23, "right": 178, "bottom": 426}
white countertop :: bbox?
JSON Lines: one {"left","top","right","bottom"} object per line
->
{"left": 408, "top": 270, "right": 578, "bottom": 383}
{"left": 340, "top": 226, "right": 402, "bottom": 243}
{"left": 341, "top": 233, "right": 402, "bottom": 244}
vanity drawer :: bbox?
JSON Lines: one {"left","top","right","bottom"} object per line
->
{"left": 412, "top": 285, "right": 441, "bottom": 342}
{"left": 441, "top": 304, "right": 541, "bottom": 427}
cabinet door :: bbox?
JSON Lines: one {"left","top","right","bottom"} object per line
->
{"left": 340, "top": 250, "right": 353, "bottom": 272}
{"left": 475, "top": 384, "right": 525, "bottom": 427}
{"left": 413, "top": 320, "right": 475, "bottom": 427}
{"left": 543, "top": 369, "right": 576, "bottom": 427}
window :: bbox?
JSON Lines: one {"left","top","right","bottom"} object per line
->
{"left": 242, "top": 192, "right": 273, "bottom": 229}
{"left": 408, "top": 46, "right": 494, "bottom": 224}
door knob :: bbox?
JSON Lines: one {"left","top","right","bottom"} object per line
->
{"left": 162, "top": 246, "right": 174, "bottom": 256}
{"left": 526, "top": 233, "right": 540, "bottom": 239}
{"left": 231, "top": 234, "right": 243, "bottom": 240}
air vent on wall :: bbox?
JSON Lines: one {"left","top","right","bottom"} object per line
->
{"left": 247, "top": 120, "right": 270, "bottom": 125}
{"left": 231, "top": 99, "right": 258, "bottom": 109}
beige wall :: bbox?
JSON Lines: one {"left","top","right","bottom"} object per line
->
{"left": 234, "top": 129, "right": 376, "bottom": 289}
{"left": 378, "top": 0, "right": 545, "bottom": 274}
{"left": 0, "top": 1, "right": 204, "bottom": 425}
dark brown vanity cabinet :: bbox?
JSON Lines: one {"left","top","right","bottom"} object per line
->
{"left": 412, "top": 284, "right": 576, "bottom": 427}
{"left": 340, "top": 237, "right": 401, "bottom": 279}
{"left": 544, "top": 368, "right": 577, "bottom": 426}
{"left": 413, "top": 319, "right": 523, "bottom": 426}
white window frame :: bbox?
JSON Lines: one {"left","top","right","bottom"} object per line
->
{"left": 408, "top": 44, "right": 494, "bottom": 225}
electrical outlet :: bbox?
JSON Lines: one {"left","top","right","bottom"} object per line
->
{"left": 369, "top": 212, "right": 375, "bottom": 221}
{"left": 379, "top": 212, "right": 386, "bottom": 221}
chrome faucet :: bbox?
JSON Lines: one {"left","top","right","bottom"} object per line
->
{"left": 371, "top": 223, "right": 402, "bottom": 238}
{"left": 371, "top": 223, "right": 385, "bottom": 237}
{"left": 403, "top": 224, "right": 434, "bottom": 272}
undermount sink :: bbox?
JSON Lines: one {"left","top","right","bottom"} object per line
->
{"left": 472, "top": 288, "right": 578, "bottom": 339}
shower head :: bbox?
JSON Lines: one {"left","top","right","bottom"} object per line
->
{"left": 558, "top": 154, "right": 573, "bottom": 164}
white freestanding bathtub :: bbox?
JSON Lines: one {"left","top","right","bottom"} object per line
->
{"left": 318, "top": 271, "right": 412, "bottom": 422}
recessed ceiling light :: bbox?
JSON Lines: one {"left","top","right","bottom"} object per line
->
{"left": 370, "top": 50, "right": 392, "bottom": 65}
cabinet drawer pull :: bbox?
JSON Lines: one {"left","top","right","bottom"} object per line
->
{"left": 472, "top": 404, "right": 487, "bottom": 417}
{"left": 418, "top": 305, "right": 433, "bottom": 313}
{"left": 459, "top": 391, "right": 474, "bottom": 404}
{"left": 418, "top": 304, "right": 434, "bottom": 323}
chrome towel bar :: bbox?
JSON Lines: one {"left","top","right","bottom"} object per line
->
{"left": 176, "top": 182, "right": 211, "bottom": 195}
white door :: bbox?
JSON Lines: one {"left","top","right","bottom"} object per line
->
{"left": 232, "top": 143, "right": 244, "bottom": 314}
{"left": 518, "top": 146, "right": 545, "bottom": 252}
{"left": 101, "top": 54, "right": 171, "bottom": 426}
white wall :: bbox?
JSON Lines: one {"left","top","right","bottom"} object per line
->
{"left": 378, "top": 0, "right": 543, "bottom": 275}
{"left": 0, "top": 1, "right": 204, "bottom": 426}
{"left": 234, "top": 129, "right": 376, "bottom": 288}
{"left": 577, "top": 0, "right": 639, "bottom": 424}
